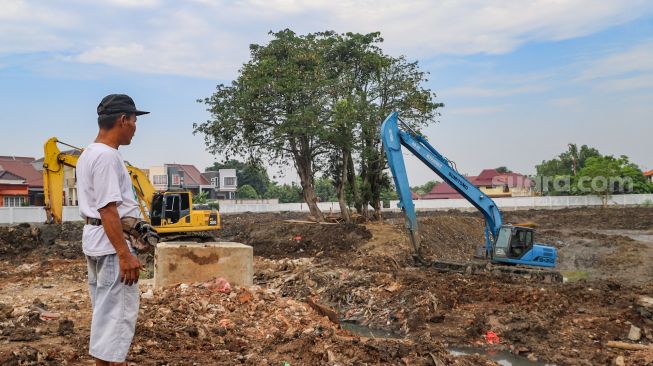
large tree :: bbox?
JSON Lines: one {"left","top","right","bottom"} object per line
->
{"left": 195, "top": 30, "right": 441, "bottom": 221}
{"left": 195, "top": 30, "right": 334, "bottom": 221}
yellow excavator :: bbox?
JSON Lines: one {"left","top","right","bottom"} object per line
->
{"left": 42, "top": 137, "right": 221, "bottom": 238}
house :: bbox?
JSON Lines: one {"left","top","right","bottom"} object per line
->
{"left": 421, "top": 169, "right": 533, "bottom": 199}
{"left": 0, "top": 156, "right": 44, "bottom": 206}
{"left": 644, "top": 170, "right": 653, "bottom": 183}
{"left": 148, "top": 164, "right": 217, "bottom": 197}
{"left": 201, "top": 169, "right": 237, "bottom": 199}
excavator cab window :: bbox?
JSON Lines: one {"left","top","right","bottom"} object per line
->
{"left": 179, "top": 193, "right": 190, "bottom": 220}
{"left": 164, "top": 194, "right": 182, "bottom": 224}
{"left": 508, "top": 228, "right": 533, "bottom": 258}
{"left": 150, "top": 194, "right": 164, "bottom": 226}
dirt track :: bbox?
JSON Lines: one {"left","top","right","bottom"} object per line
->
{"left": 1, "top": 207, "right": 652, "bottom": 365}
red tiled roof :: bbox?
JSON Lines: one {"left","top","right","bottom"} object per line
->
{"left": 166, "top": 164, "right": 210, "bottom": 186}
{"left": 644, "top": 170, "right": 653, "bottom": 177}
{"left": 410, "top": 191, "right": 420, "bottom": 200}
{"left": 473, "top": 169, "right": 532, "bottom": 188}
{"left": 0, "top": 158, "right": 42, "bottom": 188}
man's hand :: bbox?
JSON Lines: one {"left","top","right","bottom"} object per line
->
{"left": 118, "top": 252, "right": 143, "bottom": 286}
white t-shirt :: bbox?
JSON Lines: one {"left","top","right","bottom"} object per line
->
{"left": 76, "top": 142, "right": 141, "bottom": 256}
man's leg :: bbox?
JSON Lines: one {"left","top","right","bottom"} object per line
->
{"left": 89, "top": 253, "right": 140, "bottom": 363}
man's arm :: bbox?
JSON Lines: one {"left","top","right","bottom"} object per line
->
{"left": 98, "top": 202, "right": 142, "bottom": 286}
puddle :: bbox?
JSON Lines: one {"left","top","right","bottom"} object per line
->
{"left": 449, "top": 347, "right": 555, "bottom": 366}
{"left": 340, "top": 321, "right": 402, "bottom": 339}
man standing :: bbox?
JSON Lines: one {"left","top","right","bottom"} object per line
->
{"left": 76, "top": 94, "right": 149, "bottom": 365}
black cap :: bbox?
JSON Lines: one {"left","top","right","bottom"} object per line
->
{"left": 97, "top": 94, "right": 149, "bottom": 116}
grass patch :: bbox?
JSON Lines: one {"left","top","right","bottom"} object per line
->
{"left": 562, "top": 270, "right": 590, "bottom": 282}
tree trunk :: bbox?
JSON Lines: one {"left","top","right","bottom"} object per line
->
{"left": 292, "top": 141, "right": 324, "bottom": 222}
{"left": 337, "top": 150, "right": 352, "bottom": 223}
{"left": 347, "top": 150, "right": 362, "bottom": 214}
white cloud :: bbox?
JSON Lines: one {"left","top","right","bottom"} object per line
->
{"left": 597, "top": 74, "right": 653, "bottom": 92}
{"left": 577, "top": 39, "right": 653, "bottom": 81}
{"left": 444, "top": 84, "right": 549, "bottom": 98}
{"left": 1, "top": 0, "right": 652, "bottom": 78}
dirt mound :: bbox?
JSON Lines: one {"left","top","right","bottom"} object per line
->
{"left": 220, "top": 213, "right": 372, "bottom": 259}
{"left": 504, "top": 206, "right": 653, "bottom": 230}
{"left": 0, "top": 222, "right": 83, "bottom": 260}
{"left": 417, "top": 216, "right": 485, "bottom": 262}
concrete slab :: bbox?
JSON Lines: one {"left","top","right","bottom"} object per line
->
{"left": 154, "top": 242, "right": 253, "bottom": 288}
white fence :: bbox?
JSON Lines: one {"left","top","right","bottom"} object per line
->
{"left": 1, "top": 194, "right": 652, "bottom": 224}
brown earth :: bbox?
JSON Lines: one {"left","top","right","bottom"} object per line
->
{"left": 1, "top": 206, "right": 653, "bottom": 365}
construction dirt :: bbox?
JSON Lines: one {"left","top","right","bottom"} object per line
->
{"left": 1, "top": 206, "right": 653, "bottom": 365}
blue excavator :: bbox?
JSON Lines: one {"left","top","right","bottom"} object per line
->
{"left": 381, "top": 112, "right": 561, "bottom": 282}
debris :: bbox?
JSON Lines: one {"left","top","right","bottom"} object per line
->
{"left": 0, "top": 302, "right": 13, "bottom": 320}
{"left": 606, "top": 341, "right": 653, "bottom": 351}
{"left": 142, "top": 289, "right": 154, "bottom": 299}
{"left": 614, "top": 355, "right": 625, "bottom": 366}
{"left": 38, "top": 311, "right": 60, "bottom": 321}
{"left": 628, "top": 325, "right": 641, "bottom": 341}
{"left": 203, "top": 277, "right": 231, "bottom": 293}
{"left": 58, "top": 319, "right": 74, "bottom": 336}
{"left": 306, "top": 297, "right": 339, "bottom": 324}
{"left": 485, "top": 331, "right": 500, "bottom": 344}
{"left": 8, "top": 327, "right": 39, "bottom": 342}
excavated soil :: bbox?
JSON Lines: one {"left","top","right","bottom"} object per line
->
{"left": 1, "top": 207, "right": 653, "bottom": 365}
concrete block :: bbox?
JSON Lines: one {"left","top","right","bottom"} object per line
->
{"left": 154, "top": 242, "right": 253, "bottom": 288}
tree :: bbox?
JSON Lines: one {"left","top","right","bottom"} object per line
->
{"left": 264, "top": 182, "right": 304, "bottom": 203}
{"left": 196, "top": 30, "right": 343, "bottom": 221}
{"left": 236, "top": 184, "right": 258, "bottom": 199}
{"left": 495, "top": 166, "right": 512, "bottom": 174}
{"left": 314, "top": 177, "right": 338, "bottom": 202}
{"left": 196, "top": 29, "right": 441, "bottom": 222}
{"left": 575, "top": 155, "right": 652, "bottom": 205}
{"left": 206, "top": 159, "right": 271, "bottom": 196}
{"left": 194, "top": 190, "right": 209, "bottom": 204}
{"left": 536, "top": 144, "right": 601, "bottom": 195}
{"left": 411, "top": 180, "right": 439, "bottom": 196}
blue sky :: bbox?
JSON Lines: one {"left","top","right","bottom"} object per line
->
{"left": 1, "top": 0, "right": 652, "bottom": 185}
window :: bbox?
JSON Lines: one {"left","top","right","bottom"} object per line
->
{"left": 224, "top": 177, "right": 236, "bottom": 186}
{"left": 172, "top": 174, "right": 181, "bottom": 186}
{"left": 211, "top": 177, "right": 219, "bottom": 187}
{"left": 153, "top": 175, "right": 168, "bottom": 185}
{"left": 3, "top": 196, "right": 26, "bottom": 207}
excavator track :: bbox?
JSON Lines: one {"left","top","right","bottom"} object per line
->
{"left": 160, "top": 231, "right": 219, "bottom": 243}
{"left": 418, "top": 257, "right": 563, "bottom": 283}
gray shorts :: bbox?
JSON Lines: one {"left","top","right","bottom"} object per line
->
{"left": 86, "top": 252, "right": 140, "bottom": 362}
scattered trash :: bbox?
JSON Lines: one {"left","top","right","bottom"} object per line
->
{"left": 38, "top": 311, "right": 60, "bottom": 321}
{"left": 485, "top": 330, "right": 500, "bottom": 344}
{"left": 142, "top": 289, "right": 154, "bottom": 299}
{"left": 203, "top": 277, "right": 231, "bottom": 293}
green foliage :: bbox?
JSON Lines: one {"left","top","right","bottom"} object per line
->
{"left": 536, "top": 144, "right": 601, "bottom": 177}
{"left": 193, "top": 190, "right": 209, "bottom": 204}
{"left": 264, "top": 182, "right": 304, "bottom": 203}
{"left": 535, "top": 143, "right": 602, "bottom": 195}
{"left": 495, "top": 166, "right": 512, "bottom": 174}
{"left": 314, "top": 177, "right": 338, "bottom": 202}
{"left": 643, "top": 199, "right": 653, "bottom": 207}
{"left": 236, "top": 184, "right": 259, "bottom": 199}
{"left": 195, "top": 29, "right": 442, "bottom": 219}
{"left": 207, "top": 159, "right": 270, "bottom": 196}
{"left": 411, "top": 180, "right": 439, "bottom": 196}
{"left": 574, "top": 155, "right": 651, "bottom": 196}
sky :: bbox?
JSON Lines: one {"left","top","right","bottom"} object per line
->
{"left": 1, "top": 0, "right": 652, "bottom": 185}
